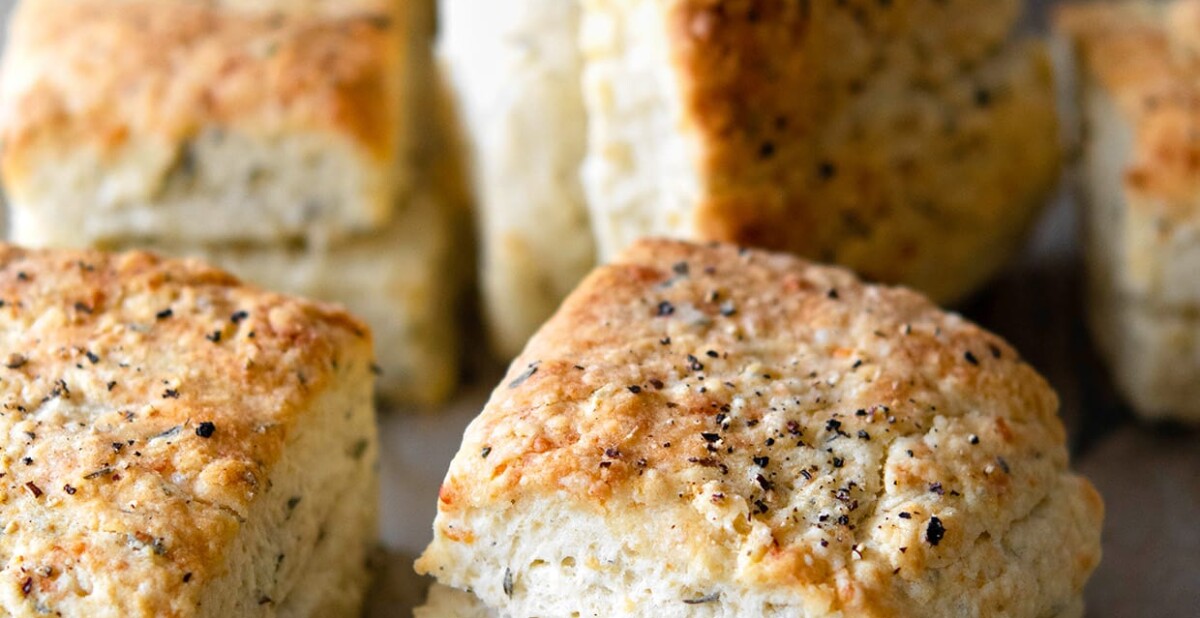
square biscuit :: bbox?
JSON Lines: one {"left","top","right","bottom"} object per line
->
{"left": 442, "top": 0, "right": 1059, "bottom": 358}
{"left": 1057, "top": 0, "right": 1200, "bottom": 421}
{"left": 581, "top": 0, "right": 1059, "bottom": 305}
{"left": 0, "top": 245, "right": 378, "bottom": 616}
{"left": 0, "top": 0, "right": 425, "bottom": 245}
{"left": 416, "top": 239, "right": 1102, "bottom": 617}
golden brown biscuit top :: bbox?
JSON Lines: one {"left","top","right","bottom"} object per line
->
{"left": 0, "top": 244, "right": 370, "bottom": 615}
{"left": 654, "top": 0, "right": 1053, "bottom": 303}
{"left": 436, "top": 239, "right": 1095, "bottom": 613}
{"left": 1058, "top": 0, "right": 1200, "bottom": 213}
{"left": 0, "top": 0, "right": 404, "bottom": 159}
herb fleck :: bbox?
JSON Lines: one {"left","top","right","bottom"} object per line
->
{"left": 507, "top": 363, "right": 539, "bottom": 389}
{"left": 683, "top": 592, "right": 720, "bottom": 605}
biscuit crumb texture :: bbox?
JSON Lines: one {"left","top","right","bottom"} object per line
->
{"left": 417, "top": 239, "right": 1101, "bottom": 617}
{"left": 0, "top": 245, "right": 378, "bottom": 617}
{"left": 439, "top": 0, "right": 597, "bottom": 358}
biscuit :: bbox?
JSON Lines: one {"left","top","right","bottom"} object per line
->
{"left": 581, "top": 1, "right": 1059, "bottom": 304}
{"left": 438, "top": 0, "right": 596, "bottom": 358}
{"left": 0, "top": 0, "right": 422, "bottom": 245}
{"left": 0, "top": 244, "right": 378, "bottom": 616}
{"left": 444, "top": 0, "right": 1058, "bottom": 355}
{"left": 1057, "top": 0, "right": 1200, "bottom": 421}
{"left": 416, "top": 239, "right": 1102, "bottom": 617}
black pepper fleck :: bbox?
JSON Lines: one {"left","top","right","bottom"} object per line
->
{"left": 195, "top": 422, "right": 216, "bottom": 438}
{"left": 926, "top": 516, "right": 946, "bottom": 545}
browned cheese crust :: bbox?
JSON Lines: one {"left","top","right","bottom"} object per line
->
{"left": 1057, "top": 1, "right": 1200, "bottom": 216}
{"left": 430, "top": 239, "right": 1101, "bottom": 615}
{"left": 665, "top": 0, "right": 1056, "bottom": 302}
{"left": 0, "top": 0, "right": 404, "bottom": 171}
{"left": 0, "top": 244, "right": 371, "bottom": 615}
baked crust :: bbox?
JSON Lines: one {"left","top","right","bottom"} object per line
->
{"left": 0, "top": 0, "right": 403, "bottom": 161}
{"left": 584, "top": 0, "right": 1056, "bottom": 304}
{"left": 0, "top": 244, "right": 373, "bottom": 615}
{"left": 1057, "top": 1, "right": 1200, "bottom": 216}
{"left": 419, "top": 239, "right": 1102, "bottom": 616}
{"left": 681, "top": 1, "right": 1054, "bottom": 303}
{"left": 0, "top": 0, "right": 414, "bottom": 246}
